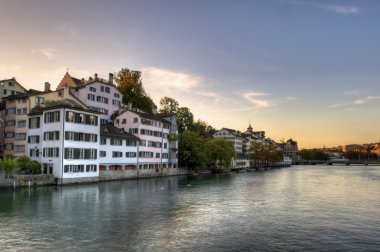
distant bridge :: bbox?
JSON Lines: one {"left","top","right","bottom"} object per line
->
{"left": 294, "top": 159, "right": 380, "bottom": 166}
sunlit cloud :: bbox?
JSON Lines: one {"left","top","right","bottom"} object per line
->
{"left": 142, "top": 67, "right": 200, "bottom": 92}
{"left": 354, "top": 96, "right": 380, "bottom": 105}
{"left": 35, "top": 48, "right": 59, "bottom": 60}
{"left": 282, "top": 0, "right": 359, "bottom": 14}
{"left": 343, "top": 90, "right": 360, "bottom": 96}
{"left": 195, "top": 91, "right": 226, "bottom": 102}
{"left": 241, "top": 92, "right": 273, "bottom": 109}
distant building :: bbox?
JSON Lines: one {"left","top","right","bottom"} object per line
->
{"left": 278, "top": 138, "right": 298, "bottom": 161}
{"left": 0, "top": 78, "right": 27, "bottom": 101}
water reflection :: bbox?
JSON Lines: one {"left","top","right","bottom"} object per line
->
{"left": 0, "top": 166, "right": 380, "bottom": 251}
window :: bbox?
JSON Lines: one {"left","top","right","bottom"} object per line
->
{"left": 43, "top": 148, "right": 59, "bottom": 157}
{"left": 110, "top": 138, "right": 122, "bottom": 146}
{"left": 126, "top": 140, "right": 136, "bottom": 146}
{"left": 15, "top": 133, "right": 26, "bottom": 141}
{"left": 122, "top": 119, "right": 126, "bottom": 124}
{"left": 88, "top": 94, "right": 95, "bottom": 101}
{"left": 112, "top": 100, "right": 120, "bottom": 107}
{"left": 8, "top": 82, "right": 14, "bottom": 86}
{"left": 100, "top": 137, "right": 107, "bottom": 145}
{"left": 129, "top": 128, "right": 138, "bottom": 134}
{"left": 64, "top": 165, "right": 84, "bottom": 173}
{"left": 96, "top": 96, "right": 108, "bottom": 104}
{"left": 44, "top": 131, "right": 60, "bottom": 141}
{"left": 64, "top": 131, "right": 97, "bottom": 142}
{"left": 5, "top": 108, "right": 16, "bottom": 116}
{"left": 5, "top": 120, "right": 15, "bottom": 127}
{"left": 28, "top": 135, "right": 40, "bottom": 144}
{"left": 86, "top": 165, "right": 97, "bottom": 172}
{"left": 139, "top": 151, "right": 154, "bottom": 158}
{"left": 5, "top": 132, "right": 14, "bottom": 138}
{"left": 133, "top": 118, "right": 138, "bottom": 123}
{"left": 64, "top": 148, "right": 97, "bottom": 160}
{"left": 100, "top": 86, "right": 104, "bottom": 92}
{"left": 17, "top": 120, "right": 26, "bottom": 128}
{"left": 100, "top": 119, "right": 108, "bottom": 124}
{"left": 35, "top": 97, "right": 45, "bottom": 105}
{"left": 29, "top": 117, "right": 40, "bottom": 129}
{"left": 114, "top": 93, "right": 120, "bottom": 98}
{"left": 140, "top": 140, "right": 146, "bottom": 146}
{"left": 58, "top": 91, "right": 63, "bottom": 97}
{"left": 105, "top": 87, "right": 110, "bottom": 93}
{"left": 126, "top": 152, "right": 136, "bottom": 157}
{"left": 99, "top": 151, "right": 106, "bottom": 157}
{"left": 162, "top": 153, "right": 168, "bottom": 159}
{"left": 65, "top": 111, "right": 98, "bottom": 125}
{"left": 156, "top": 153, "right": 160, "bottom": 158}
{"left": 5, "top": 143, "right": 13, "bottom": 150}
{"left": 112, "top": 151, "right": 123, "bottom": 158}
{"left": 89, "top": 87, "right": 96, "bottom": 92}
{"left": 164, "top": 143, "right": 168, "bottom": 149}
{"left": 14, "top": 145, "right": 25, "bottom": 153}
{"left": 44, "top": 111, "right": 60, "bottom": 123}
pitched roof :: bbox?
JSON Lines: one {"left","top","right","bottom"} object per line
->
{"left": 120, "top": 109, "right": 172, "bottom": 124}
{"left": 100, "top": 124, "right": 139, "bottom": 140}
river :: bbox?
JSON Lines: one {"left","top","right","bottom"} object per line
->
{"left": 0, "top": 165, "right": 379, "bottom": 251}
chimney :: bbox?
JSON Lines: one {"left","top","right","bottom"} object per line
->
{"left": 44, "top": 82, "right": 51, "bottom": 92}
{"left": 128, "top": 102, "right": 132, "bottom": 110}
{"left": 109, "top": 73, "right": 114, "bottom": 84}
{"left": 94, "top": 73, "right": 98, "bottom": 80}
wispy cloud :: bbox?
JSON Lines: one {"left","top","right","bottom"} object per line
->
{"left": 241, "top": 92, "right": 274, "bottom": 109}
{"left": 282, "top": 0, "right": 359, "bottom": 14}
{"left": 343, "top": 90, "right": 360, "bottom": 96}
{"left": 354, "top": 96, "right": 380, "bottom": 105}
{"left": 35, "top": 48, "right": 59, "bottom": 60}
{"left": 142, "top": 67, "right": 200, "bottom": 92}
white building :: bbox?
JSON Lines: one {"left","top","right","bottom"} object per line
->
{"left": 28, "top": 102, "right": 100, "bottom": 184}
{"left": 115, "top": 109, "right": 178, "bottom": 171}
{"left": 98, "top": 124, "right": 139, "bottom": 172}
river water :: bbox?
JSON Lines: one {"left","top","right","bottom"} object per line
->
{"left": 0, "top": 165, "right": 379, "bottom": 252}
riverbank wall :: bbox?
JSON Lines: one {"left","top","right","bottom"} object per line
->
{"left": 0, "top": 174, "right": 55, "bottom": 188}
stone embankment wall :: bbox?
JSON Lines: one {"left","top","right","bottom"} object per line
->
{"left": 0, "top": 174, "right": 55, "bottom": 188}
{"left": 99, "top": 168, "right": 188, "bottom": 181}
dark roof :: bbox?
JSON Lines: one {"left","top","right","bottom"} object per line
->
{"left": 124, "top": 110, "right": 172, "bottom": 124}
{"left": 28, "top": 100, "right": 101, "bottom": 115}
{"left": 100, "top": 124, "right": 139, "bottom": 140}
{"left": 71, "top": 77, "right": 82, "bottom": 86}
{"left": 3, "top": 89, "right": 45, "bottom": 100}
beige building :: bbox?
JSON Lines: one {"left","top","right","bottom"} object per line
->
{"left": 0, "top": 78, "right": 27, "bottom": 101}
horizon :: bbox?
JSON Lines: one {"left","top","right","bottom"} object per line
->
{"left": 1, "top": 0, "right": 379, "bottom": 148}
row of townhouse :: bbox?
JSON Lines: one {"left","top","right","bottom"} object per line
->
{"left": 213, "top": 123, "right": 267, "bottom": 169}
{"left": 0, "top": 72, "right": 178, "bottom": 184}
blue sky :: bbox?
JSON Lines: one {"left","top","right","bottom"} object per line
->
{"left": 1, "top": 0, "right": 379, "bottom": 148}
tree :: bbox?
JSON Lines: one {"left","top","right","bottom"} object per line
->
{"left": 176, "top": 107, "right": 194, "bottom": 132}
{"left": 205, "top": 138, "right": 235, "bottom": 169}
{"left": 159, "top": 97, "right": 179, "bottom": 115}
{"left": 115, "top": 68, "right": 154, "bottom": 112}
{"left": 17, "top": 156, "right": 41, "bottom": 174}
{"left": 0, "top": 156, "right": 18, "bottom": 177}
{"left": 179, "top": 130, "right": 207, "bottom": 170}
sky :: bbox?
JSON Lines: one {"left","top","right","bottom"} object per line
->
{"left": 1, "top": 0, "right": 379, "bottom": 148}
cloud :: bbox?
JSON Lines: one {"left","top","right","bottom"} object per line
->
{"left": 354, "top": 96, "right": 380, "bottom": 105}
{"left": 329, "top": 95, "right": 380, "bottom": 109}
{"left": 241, "top": 92, "right": 274, "bottom": 109}
{"left": 195, "top": 91, "right": 226, "bottom": 102}
{"left": 282, "top": 0, "right": 359, "bottom": 14}
{"left": 142, "top": 67, "right": 200, "bottom": 92}
{"left": 36, "top": 48, "right": 59, "bottom": 60}
{"left": 343, "top": 90, "right": 360, "bottom": 96}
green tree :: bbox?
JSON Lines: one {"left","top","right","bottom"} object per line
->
{"left": 115, "top": 68, "right": 154, "bottom": 112}
{"left": 17, "top": 156, "right": 41, "bottom": 174}
{"left": 159, "top": 97, "right": 179, "bottom": 115}
{"left": 179, "top": 130, "right": 207, "bottom": 170}
{"left": 0, "top": 156, "right": 18, "bottom": 177}
{"left": 205, "top": 138, "right": 235, "bottom": 169}
{"left": 176, "top": 107, "right": 194, "bottom": 132}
